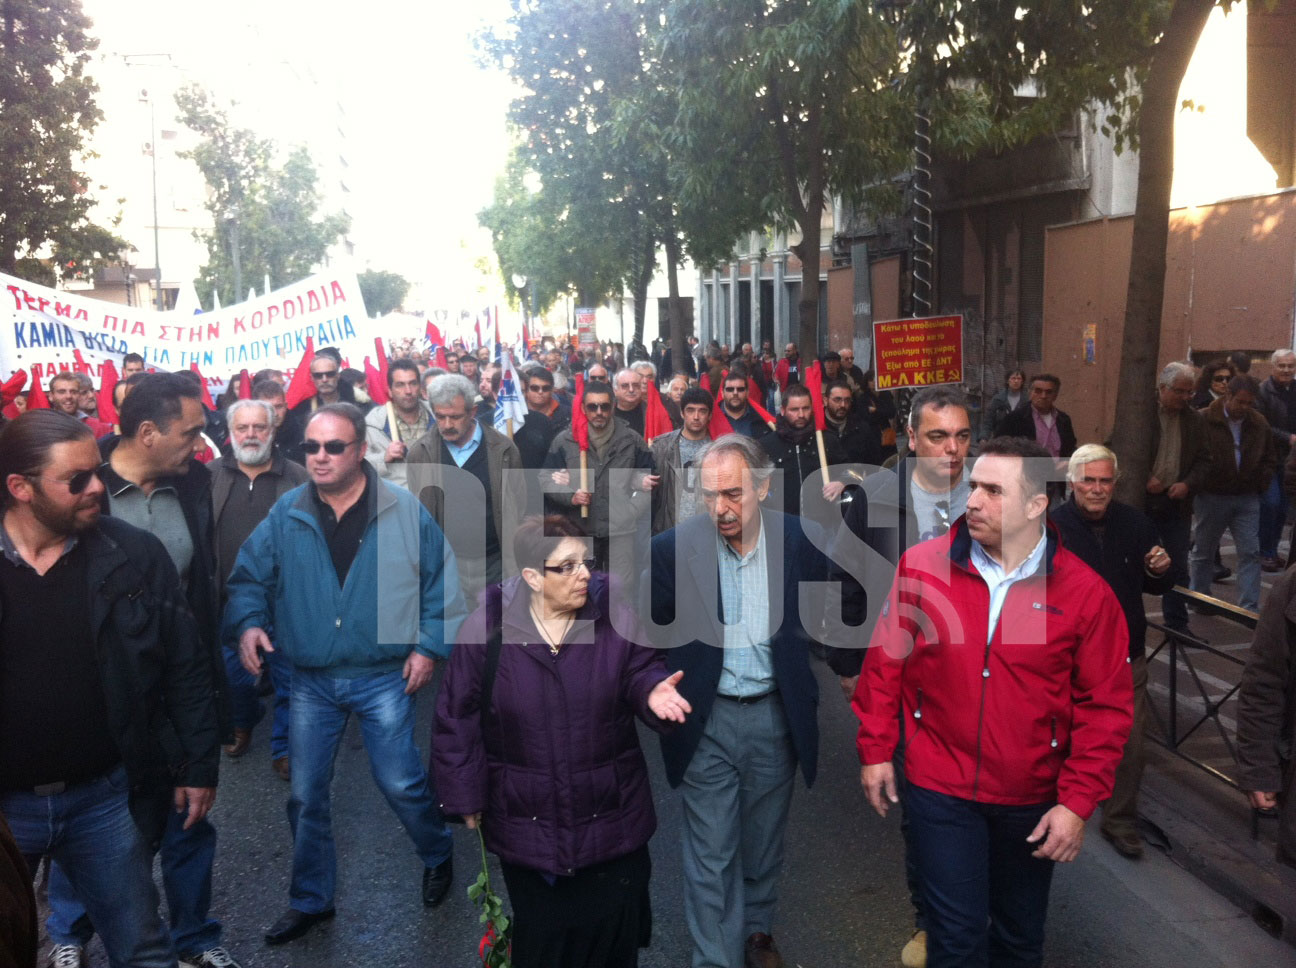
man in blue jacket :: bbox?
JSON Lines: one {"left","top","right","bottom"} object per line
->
{"left": 225, "top": 403, "right": 466, "bottom": 946}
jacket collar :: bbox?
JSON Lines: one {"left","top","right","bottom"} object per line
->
{"left": 97, "top": 434, "right": 211, "bottom": 508}
{"left": 290, "top": 460, "right": 389, "bottom": 526}
{"left": 947, "top": 515, "right": 1060, "bottom": 576}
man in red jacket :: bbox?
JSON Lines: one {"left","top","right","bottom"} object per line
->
{"left": 854, "top": 436, "right": 1132, "bottom": 968}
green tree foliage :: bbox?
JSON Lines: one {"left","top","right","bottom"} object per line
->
{"left": 0, "top": 0, "right": 124, "bottom": 284}
{"left": 175, "top": 84, "right": 350, "bottom": 306}
{"left": 357, "top": 268, "right": 411, "bottom": 316}
{"left": 662, "top": 0, "right": 912, "bottom": 354}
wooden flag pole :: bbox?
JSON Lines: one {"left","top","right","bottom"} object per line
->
{"left": 815, "top": 429, "right": 831, "bottom": 483}
{"left": 579, "top": 450, "right": 590, "bottom": 519}
{"left": 506, "top": 418, "right": 514, "bottom": 440}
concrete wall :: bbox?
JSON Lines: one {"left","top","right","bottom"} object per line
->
{"left": 1042, "top": 188, "right": 1296, "bottom": 444}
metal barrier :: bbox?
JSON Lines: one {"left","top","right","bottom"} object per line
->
{"left": 1146, "top": 585, "right": 1276, "bottom": 839}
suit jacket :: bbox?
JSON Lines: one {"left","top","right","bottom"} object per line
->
{"left": 997, "top": 402, "right": 1077, "bottom": 458}
{"left": 649, "top": 508, "right": 830, "bottom": 788}
{"left": 1145, "top": 402, "right": 1211, "bottom": 518}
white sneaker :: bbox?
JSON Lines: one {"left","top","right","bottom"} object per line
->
{"left": 47, "top": 946, "right": 84, "bottom": 968}
{"left": 178, "top": 947, "right": 243, "bottom": 968}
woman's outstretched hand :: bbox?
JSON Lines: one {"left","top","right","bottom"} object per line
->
{"left": 648, "top": 670, "right": 692, "bottom": 723}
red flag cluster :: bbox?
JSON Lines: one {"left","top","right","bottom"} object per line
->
{"left": 642, "top": 380, "right": 673, "bottom": 441}
{"left": 284, "top": 338, "right": 317, "bottom": 409}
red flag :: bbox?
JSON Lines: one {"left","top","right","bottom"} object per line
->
{"left": 643, "top": 379, "right": 673, "bottom": 441}
{"left": 238, "top": 369, "right": 252, "bottom": 400}
{"left": 189, "top": 363, "right": 216, "bottom": 410}
{"left": 709, "top": 405, "right": 734, "bottom": 440}
{"left": 0, "top": 369, "right": 27, "bottom": 408}
{"left": 96, "top": 361, "right": 120, "bottom": 426}
{"left": 27, "top": 368, "right": 50, "bottom": 410}
{"left": 803, "top": 360, "right": 826, "bottom": 431}
{"left": 748, "top": 382, "right": 777, "bottom": 429}
{"left": 365, "top": 357, "right": 389, "bottom": 405}
{"left": 284, "top": 338, "right": 317, "bottom": 409}
{"left": 425, "top": 322, "right": 448, "bottom": 368}
{"left": 569, "top": 373, "right": 588, "bottom": 451}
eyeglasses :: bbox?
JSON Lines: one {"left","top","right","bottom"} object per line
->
{"left": 584, "top": 402, "right": 612, "bottom": 412}
{"left": 527, "top": 384, "right": 553, "bottom": 394}
{"left": 542, "top": 558, "right": 596, "bottom": 576}
{"left": 28, "top": 467, "right": 100, "bottom": 494}
{"left": 724, "top": 385, "right": 748, "bottom": 393}
{"left": 302, "top": 439, "right": 356, "bottom": 455}
{"left": 311, "top": 369, "right": 339, "bottom": 381}
{"left": 1212, "top": 374, "right": 1230, "bottom": 384}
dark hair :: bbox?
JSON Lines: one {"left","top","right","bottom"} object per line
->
{"left": 513, "top": 514, "right": 587, "bottom": 572}
{"left": 252, "top": 368, "right": 283, "bottom": 385}
{"left": 48, "top": 370, "right": 79, "bottom": 390}
{"left": 1004, "top": 368, "right": 1026, "bottom": 386}
{"left": 251, "top": 378, "right": 284, "bottom": 400}
{"left": 119, "top": 372, "right": 201, "bottom": 438}
{"left": 315, "top": 346, "right": 343, "bottom": 366}
{"left": 1028, "top": 373, "right": 1061, "bottom": 391}
{"left": 388, "top": 359, "right": 420, "bottom": 387}
{"left": 822, "top": 351, "right": 841, "bottom": 363}
{"left": 122, "top": 352, "right": 145, "bottom": 368}
{"left": 1195, "top": 358, "right": 1234, "bottom": 394}
{"left": 522, "top": 365, "right": 554, "bottom": 388}
{"left": 0, "top": 410, "right": 94, "bottom": 508}
{"left": 723, "top": 363, "right": 750, "bottom": 386}
{"left": 583, "top": 380, "right": 613, "bottom": 402}
{"left": 306, "top": 402, "right": 366, "bottom": 442}
{"left": 1228, "top": 350, "right": 1252, "bottom": 374}
{"left": 908, "top": 386, "right": 970, "bottom": 431}
{"left": 825, "top": 379, "right": 852, "bottom": 396}
{"left": 679, "top": 387, "right": 714, "bottom": 412}
{"left": 783, "top": 383, "right": 812, "bottom": 403}
{"left": 975, "top": 436, "right": 1054, "bottom": 500}
{"left": 1227, "top": 374, "right": 1260, "bottom": 396}
{"left": 123, "top": 372, "right": 148, "bottom": 388}
{"left": 340, "top": 367, "right": 366, "bottom": 388}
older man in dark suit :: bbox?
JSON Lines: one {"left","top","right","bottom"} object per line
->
{"left": 648, "top": 433, "right": 830, "bottom": 968}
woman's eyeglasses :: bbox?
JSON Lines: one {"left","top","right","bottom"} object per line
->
{"left": 1212, "top": 374, "right": 1230, "bottom": 384}
{"left": 542, "top": 558, "right": 596, "bottom": 576}
{"left": 302, "top": 439, "right": 355, "bottom": 455}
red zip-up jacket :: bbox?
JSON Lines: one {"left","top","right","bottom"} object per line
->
{"left": 853, "top": 519, "right": 1132, "bottom": 820}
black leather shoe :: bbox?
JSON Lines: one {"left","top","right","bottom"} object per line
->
{"left": 264, "top": 907, "right": 335, "bottom": 945}
{"left": 422, "top": 858, "right": 453, "bottom": 907}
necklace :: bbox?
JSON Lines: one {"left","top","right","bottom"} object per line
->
{"left": 529, "top": 602, "right": 573, "bottom": 656}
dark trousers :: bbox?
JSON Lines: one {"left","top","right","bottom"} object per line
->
{"left": 1148, "top": 509, "right": 1191, "bottom": 630}
{"left": 905, "top": 782, "right": 1055, "bottom": 968}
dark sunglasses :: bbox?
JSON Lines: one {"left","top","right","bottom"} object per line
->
{"left": 1212, "top": 374, "right": 1230, "bottom": 383}
{"left": 527, "top": 384, "right": 553, "bottom": 393}
{"left": 584, "top": 401, "right": 612, "bottom": 412}
{"left": 29, "top": 467, "right": 100, "bottom": 494}
{"left": 543, "top": 558, "right": 596, "bottom": 576}
{"left": 302, "top": 439, "right": 355, "bottom": 455}
{"left": 311, "top": 369, "right": 339, "bottom": 380}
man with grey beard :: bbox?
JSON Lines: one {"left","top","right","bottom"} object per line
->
{"left": 211, "top": 398, "right": 309, "bottom": 779}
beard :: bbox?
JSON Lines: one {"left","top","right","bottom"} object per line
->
{"left": 235, "top": 437, "right": 274, "bottom": 466}
{"left": 30, "top": 485, "right": 99, "bottom": 535}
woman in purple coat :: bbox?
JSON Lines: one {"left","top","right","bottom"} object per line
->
{"left": 434, "top": 516, "right": 690, "bottom": 968}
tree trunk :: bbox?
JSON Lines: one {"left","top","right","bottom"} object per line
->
{"left": 665, "top": 228, "right": 688, "bottom": 380}
{"left": 632, "top": 225, "right": 654, "bottom": 348}
{"left": 794, "top": 218, "right": 822, "bottom": 361}
{"left": 1111, "top": 0, "right": 1216, "bottom": 509}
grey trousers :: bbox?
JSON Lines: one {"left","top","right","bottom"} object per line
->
{"left": 680, "top": 692, "right": 797, "bottom": 968}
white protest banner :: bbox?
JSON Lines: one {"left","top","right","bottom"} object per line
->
{"left": 0, "top": 268, "right": 372, "bottom": 397}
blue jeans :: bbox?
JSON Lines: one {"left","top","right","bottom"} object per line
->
{"left": 2, "top": 768, "right": 174, "bottom": 968}
{"left": 1259, "top": 470, "right": 1287, "bottom": 558}
{"left": 48, "top": 809, "right": 221, "bottom": 954}
{"left": 1190, "top": 492, "right": 1262, "bottom": 611}
{"left": 287, "top": 667, "right": 452, "bottom": 913}
{"left": 223, "top": 642, "right": 292, "bottom": 759}
{"left": 905, "top": 783, "right": 1055, "bottom": 968}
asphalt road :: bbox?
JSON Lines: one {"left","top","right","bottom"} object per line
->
{"left": 46, "top": 651, "right": 1294, "bottom": 968}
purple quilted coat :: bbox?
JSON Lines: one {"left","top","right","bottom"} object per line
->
{"left": 433, "top": 573, "right": 671, "bottom": 876}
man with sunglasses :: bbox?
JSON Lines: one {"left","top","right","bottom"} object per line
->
{"left": 226, "top": 403, "right": 467, "bottom": 945}
{"left": 718, "top": 364, "right": 768, "bottom": 439}
{"left": 512, "top": 365, "right": 571, "bottom": 474}
{"left": 542, "top": 381, "right": 655, "bottom": 578}
{"left": 0, "top": 410, "right": 221, "bottom": 968}
{"left": 280, "top": 347, "right": 357, "bottom": 464}
{"left": 45, "top": 374, "right": 239, "bottom": 968}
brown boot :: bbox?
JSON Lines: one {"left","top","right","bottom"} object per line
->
{"left": 744, "top": 932, "right": 784, "bottom": 968}
{"left": 222, "top": 728, "right": 252, "bottom": 758}
{"left": 272, "top": 756, "right": 291, "bottom": 781}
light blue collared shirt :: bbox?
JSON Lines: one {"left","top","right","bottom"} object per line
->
{"left": 444, "top": 422, "right": 483, "bottom": 468}
{"left": 969, "top": 529, "right": 1048, "bottom": 645}
{"left": 715, "top": 519, "right": 775, "bottom": 697}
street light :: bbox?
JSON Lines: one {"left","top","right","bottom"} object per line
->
{"left": 124, "top": 54, "right": 171, "bottom": 311}
{"left": 224, "top": 207, "right": 243, "bottom": 304}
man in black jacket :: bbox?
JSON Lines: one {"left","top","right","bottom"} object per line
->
{"left": 47, "top": 374, "right": 240, "bottom": 968}
{"left": 0, "top": 411, "right": 219, "bottom": 968}
{"left": 822, "top": 379, "right": 882, "bottom": 468}
{"left": 997, "top": 373, "right": 1076, "bottom": 462}
{"left": 763, "top": 384, "right": 845, "bottom": 516}
{"left": 1051, "top": 444, "right": 1171, "bottom": 860}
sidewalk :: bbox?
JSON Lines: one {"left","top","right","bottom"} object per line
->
{"left": 1139, "top": 741, "right": 1296, "bottom": 946}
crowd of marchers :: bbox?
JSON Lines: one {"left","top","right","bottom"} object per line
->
{"left": 0, "top": 337, "right": 1295, "bottom": 968}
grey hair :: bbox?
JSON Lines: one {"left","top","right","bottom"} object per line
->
{"left": 1271, "top": 348, "right": 1296, "bottom": 364}
{"left": 694, "top": 433, "right": 774, "bottom": 486}
{"left": 631, "top": 360, "right": 656, "bottom": 381}
{"left": 226, "top": 398, "right": 276, "bottom": 427}
{"left": 1068, "top": 443, "right": 1119, "bottom": 482}
{"left": 425, "top": 373, "right": 476, "bottom": 410}
{"left": 1158, "top": 361, "right": 1197, "bottom": 388}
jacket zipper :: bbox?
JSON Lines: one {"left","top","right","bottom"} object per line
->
{"left": 972, "top": 633, "right": 992, "bottom": 801}
{"left": 1050, "top": 716, "right": 1059, "bottom": 749}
